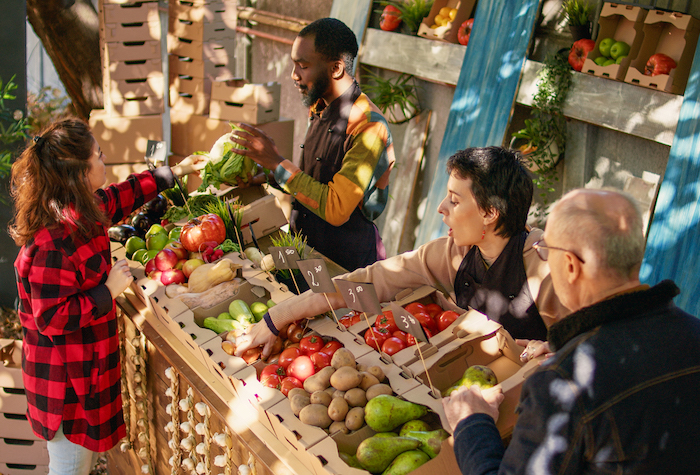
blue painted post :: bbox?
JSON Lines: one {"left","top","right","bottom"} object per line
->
{"left": 415, "top": 0, "right": 540, "bottom": 247}
{"left": 641, "top": 44, "right": 700, "bottom": 316}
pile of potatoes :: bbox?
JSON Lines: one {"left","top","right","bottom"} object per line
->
{"left": 288, "top": 348, "right": 394, "bottom": 434}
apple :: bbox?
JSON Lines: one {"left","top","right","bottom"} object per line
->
{"left": 155, "top": 248, "right": 179, "bottom": 271}
{"left": 145, "top": 224, "right": 167, "bottom": 240}
{"left": 149, "top": 270, "right": 162, "bottom": 282}
{"left": 603, "top": 58, "right": 616, "bottom": 67}
{"left": 161, "top": 269, "right": 186, "bottom": 286}
{"left": 645, "top": 53, "right": 676, "bottom": 76}
{"left": 568, "top": 39, "right": 595, "bottom": 72}
{"left": 594, "top": 56, "right": 608, "bottom": 66}
{"left": 146, "top": 232, "right": 169, "bottom": 251}
{"left": 610, "top": 41, "right": 630, "bottom": 60}
{"left": 598, "top": 37, "right": 615, "bottom": 58}
{"left": 615, "top": 55, "right": 627, "bottom": 64}
{"left": 182, "top": 258, "right": 206, "bottom": 278}
{"left": 175, "top": 259, "right": 187, "bottom": 270}
{"left": 144, "top": 258, "right": 157, "bottom": 277}
{"left": 164, "top": 240, "right": 188, "bottom": 260}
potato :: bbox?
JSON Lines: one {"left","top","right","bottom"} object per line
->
{"left": 328, "top": 420, "right": 349, "bottom": 435}
{"left": 290, "top": 393, "right": 311, "bottom": 417}
{"left": 367, "top": 365, "right": 386, "bottom": 382}
{"left": 327, "top": 397, "right": 349, "bottom": 421}
{"left": 344, "top": 387, "right": 367, "bottom": 407}
{"left": 304, "top": 366, "right": 335, "bottom": 394}
{"left": 332, "top": 389, "right": 346, "bottom": 399}
{"left": 299, "top": 404, "right": 332, "bottom": 428}
{"left": 221, "top": 340, "right": 235, "bottom": 356}
{"left": 359, "top": 372, "right": 380, "bottom": 391}
{"left": 330, "top": 366, "right": 362, "bottom": 391}
{"left": 288, "top": 388, "right": 309, "bottom": 400}
{"left": 355, "top": 363, "right": 368, "bottom": 373}
{"left": 366, "top": 383, "right": 393, "bottom": 400}
{"left": 344, "top": 406, "right": 365, "bottom": 431}
{"left": 324, "top": 386, "right": 337, "bottom": 397}
{"left": 331, "top": 348, "right": 356, "bottom": 369}
{"left": 310, "top": 390, "right": 332, "bottom": 407}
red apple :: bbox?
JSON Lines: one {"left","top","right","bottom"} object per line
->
{"left": 144, "top": 258, "right": 157, "bottom": 277}
{"left": 568, "top": 38, "right": 595, "bottom": 72}
{"left": 645, "top": 53, "right": 676, "bottom": 76}
{"left": 182, "top": 258, "right": 205, "bottom": 278}
{"left": 164, "top": 240, "right": 188, "bottom": 260}
{"left": 161, "top": 269, "right": 186, "bottom": 285}
{"left": 149, "top": 270, "right": 162, "bottom": 282}
{"left": 155, "top": 248, "right": 179, "bottom": 271}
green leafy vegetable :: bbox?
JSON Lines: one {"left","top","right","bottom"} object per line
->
{"left": 216, "top": 239, "right": 240, "bottom": 254}
{"left": 197, "top": 123, "right": 258, "bottom": 191}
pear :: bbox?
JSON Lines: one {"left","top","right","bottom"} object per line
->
{"left": 444, "top": 365, "right": 497, "bottom": 396}
{"left": 338, "top": 451, "right": 363, "bottom": 469}
{"left": 356, "top": 436, "right": 420, "bottom": 473}
{"left": 398, "top": 419, "right": 431, "bottom": 436}
{"left": 381, "top": 449, "right": 430, "bottom": 475}
{"left": 373, "top": 431, "right": 398, "bottom": 438}
{"left": 401, "top": 429, "right": 450, "bottom": 459}
{"left": 364, "top": 395, "right": 429, "bottom": 432}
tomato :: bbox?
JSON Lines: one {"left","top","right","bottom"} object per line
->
{"left": 406, "top": 326, "right": 433, "bottom": 346}
{"left": 458, "top": 18, "right": 474, "bottom": 46}
{"left": 381, "top": 337, "right": 407, "bottom": 356}
{"left": 374, "top": 310, "right": 399, "bottom": 334}
{"left": 365, "top": 327, "right": 390, "bottom": 351}
{"left": 437, "top": 310, "right": 461, "bottom": 332}
{"left": 286, "top": 322, "right": 304, "bottom": 343}
{"left": 424, "top": 303, "right": 444, "bottom": 319}
{"left": 392, "top": 330, "right": 408, "bottom": 345}
{"left": 278, "top": 347, "right": 301, "bottom": 369}
{"left": 180, "top": 213, "right": 226, "bottom": 252}
{"left": 319, "top": 340, "right": 343, "bottom": 358}
{"left": 287, "top": 355, "right": 316, "bottom": 382}
{"left": 300, "top": 335, "right": 324, "bottom": 355}
{"left": 279, "top": 376, "right": 303, "bottom": 397}
{"left": 260, "top": 364, "right": 286, "bottom": 380}
{"left": 310, "top": 351, "right": 331, "bottom": 370}
{"left": 260, "top": 372, "right": 282, "bottom": 389}
{"left": 404, "top": 302, "right": 427, "bottom": 316}
{"left": 379, "top": 5, "right": 401, "bottom": 32}
{"left": 413, "top": 311, "right": 437, "bottom": 334}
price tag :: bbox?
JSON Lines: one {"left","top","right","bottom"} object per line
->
{"left": 389, "top": 302, "right": 429, "bottom": 343}
{"left": 145, "top": 140, "right": 167, "bottom": 166}
{"left": 335, "top": 280, "right": 382, "bottom": 316}
{"left": 296, "top": 259, "right": 336, "bottom": 294}
{"left": 268, "top": 246, "right": 300, "bottom": 270}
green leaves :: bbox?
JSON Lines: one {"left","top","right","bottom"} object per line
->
{"left": 380, "top": 0, "right": 434, "bottom": 34}
{"left": 0, "top": 75, "right": 30, "bottom": 182}
{"left": 362, "top": 68, "right": 421, "bottom": 123}
{"left": 562, "top": 0, "right": 594, "bottom": 27}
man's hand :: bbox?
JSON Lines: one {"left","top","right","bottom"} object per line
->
{"left": 171, "top": 154, "right": 207, "bottom": 176}
{"left": 230, "top": 123, "right": 285, "bottom": 170}
{"left": 516, "top": 339, "right": 553, "bottom": 363}
{"left": 442, "top": 385, "right": 504, "bottom": 433}
{"left": 234, "top": 320, "right": 278, "bottom": 359}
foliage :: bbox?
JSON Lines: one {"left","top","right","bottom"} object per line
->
{"left": 269, "top": 231, "right": 309, "bottom": 280}
{"left": 512, "top": 52, "right": 573, "bottom": 216}
{"left": 561, "top": 0, "right": 594, "bottom": 27}
{"left": 203, "top": 198, "right": 244, "bottom": 243}
{"left": 0, "top": 76, "right": 31, "bottom": 181}
{"left": 26, "top": 86, "right": 71, "bottom": 135}
{"left": 361, "top": 68, "right": 421, "bottom": 123}
{"left": 380, "top": 0, "right": 434, "bottom": 34}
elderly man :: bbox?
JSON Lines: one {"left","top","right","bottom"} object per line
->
{"left": 443, "top": 188, "right": 700, "bottom": 474}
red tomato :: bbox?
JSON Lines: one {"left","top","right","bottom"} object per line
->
{"left": 375, "top": 310, "right": 399, "bottom": 334}
{"left": 287, "top": 355, "right": 316, "bottom": 382}
{"left": 260, "top": 372, "right": 282, "bottom": 389}
{"left": 424, "top": 303, "right": 444, "bottom": 319}
{"left": 381, "top": 337, "right": 407, "bottom": 356}
{"left": 278, "top": 347, "right": 301, "bottom": 369}
{"left": 458, "top": 18, "right": 474, "bottom": 46}
{"left": 365, "top": 327, "right": 390, "bottom": 351}
{"left": 406, "top": 326, "right": 433, "bottom": 346}
{"left": 180, "top": 213, "right": 226, "bottom": 252}
{"left": 310, "top": 351, "right": 332, "bottom": 370}
{"left": 413, "top": 311, "right": 437, "bottom": 334}
{"left": 404, "top": 302, "right": 427, "bottom": 316}
{"left": 437, "top": 310, "right": 461, "bottom": 332}
{"left": 339, "top": 311, "right": 361, "bottom": 328}
{"left": 379, "top": 5, "right": 401, "bottom": 31}
{"left": 279, "top": 376, "right": 303, "bottom": 397}
{"left": 299, "top": 335, "right": 324, "bottom": 355}
{"left": 392, "top": 330, "right": 408, "bottom": 345}
{"left": 319, "top": 340, "right": 343, "bottom": 358}
{"left": 260, "top": 364, "right": 286, "bottom": 380}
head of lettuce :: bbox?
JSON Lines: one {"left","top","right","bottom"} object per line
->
{"left": 196, "top": 123, "right": 258, "bottom": 192}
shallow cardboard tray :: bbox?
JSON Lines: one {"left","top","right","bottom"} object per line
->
{"left": 229, "top": 365, "right": 285, "bottom": 434}
{"left": 104, "top": 40, "right": 160, "bottom": 62}
{"left": 0, "top": 462, "right": 49, "bottom": 475}
{"left": 210, "top": 100, "right": 280, "bottom": 125}
{"left": 0, "top": 438, "right": 49, "bottom": 466}
{"left": 88, "top": 110, "right": 162, "bottom": 164}
{"left": 0, "top": 413, "right": 42, "bottom": 442}
{"left": 169, "top": 54, "right": 236, "bottom": 81}
{"left": 169, "top": 0, "right": 237, "bottom": 25}
{"left": 101, "top": 2, "right": 159, "bottom": 24}
{"left": 211, "top": 80, "right": 281, "bottom": 108}
{"left": 417, "top": 0, "right": 476, "bottom": 44}
{"left": 102, "top": 20, "right": 161, "bottom": 43}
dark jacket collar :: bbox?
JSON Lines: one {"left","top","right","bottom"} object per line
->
{"left": 548, "top": 280, "right": 680, "bottom": 351}
{"left": 310, "top": 80, "right": 360, "bottom": 119}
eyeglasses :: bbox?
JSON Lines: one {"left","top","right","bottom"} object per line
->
{"left": 532, "top": 240, "right": 585, "bottom": 264}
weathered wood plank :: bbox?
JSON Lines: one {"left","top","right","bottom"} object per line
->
{"left": 330, "top": 0, "right": 372, "bottom": 50}
{"left": 415, "top": 0, "right": 541, "bottom": 246}
{"left": 517, "top": 60, "right": 682, "bottom": 146}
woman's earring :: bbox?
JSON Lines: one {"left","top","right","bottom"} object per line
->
{"left": 481, "top": 227, "right": 486, "bottom": 240}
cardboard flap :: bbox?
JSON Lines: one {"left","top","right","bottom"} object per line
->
{"left": 497, "top": 357, "right": 542, "bottom": 393}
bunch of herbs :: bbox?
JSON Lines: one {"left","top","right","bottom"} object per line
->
{"left": 269, "top": 231, "right": 309, "bottom": 280}
{"left": 361, "top": 68, "right": 421, "bottom": 123}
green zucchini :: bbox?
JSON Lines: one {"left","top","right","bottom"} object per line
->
{"left": 250, "top": 301, "right": 269, "bottom": 322}
{"left": 228, "top": 299, "right": 255, "bottom": 325}
{"left": 202, "top": 317, "right": 246, "bottom": 334}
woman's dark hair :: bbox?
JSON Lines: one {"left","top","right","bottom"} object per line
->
{"left": 446, "top": 147, "right": 533, "bottom": 238}
{"left": 9, "top": 117, "right": 107, "bottom": 246}
{"left": 298, "top": 18, "right": 358, "bottom": 74}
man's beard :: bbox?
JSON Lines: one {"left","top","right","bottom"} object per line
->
{"left": 299, "top": 73, "right": 330, "bottom": 108}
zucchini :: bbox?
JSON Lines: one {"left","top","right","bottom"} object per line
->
{"left": 202, "top": 317, "right": 246, "bottom": 334}
{"left": 228, "top": 299, "right": 255, "bottom": 325}
{"left": 250, "top": 301, "right": 269, "bottom": 322}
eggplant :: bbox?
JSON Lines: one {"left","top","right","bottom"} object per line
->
{"left": 131, "top": 212, "right": 154, "bottom": 238}
{"left": 108, "top": 224, "right": 139, "bottom": 243}
{"left": 144, "top": 194, "right": 168, "bottom": 220}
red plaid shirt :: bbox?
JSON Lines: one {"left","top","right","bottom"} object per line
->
{"left": 14, "top": 169, "right": 171, "bottom": 451}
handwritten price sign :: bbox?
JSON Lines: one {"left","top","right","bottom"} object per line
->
{"left": 335, "top": 280, "right": 382, "bottom": 316}
{"left": 268, "top": 246, "right": 300, "bottom": 270}
{"left": 296, "top": 259, "right": 336, "bottom": 294}
{"left": 388, "top": 302, "right": 429, "bottom": 343}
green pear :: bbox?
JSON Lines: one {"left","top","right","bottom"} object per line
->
{"left": 364, "top": 395, "right": 429, "bottom": 432}
{"left": 398, "top": 419, "right": 431, "bottom": 436}
{"left": 443, "top": 365, "right": 497, "bottom": 397}
{"left": 356, "top": 436, "right": 421, "bottom": 474}
{"left": 373, "top": 432, "right": 398, "bottom": 438}
{"left": 339, "top": 452, "right": 363, "bottom": 469}
{"left": 401, "top": 429, "right": 450, "bottom": 459}
{"left": 381, "top": 449, "right": 430, "bottom": 475}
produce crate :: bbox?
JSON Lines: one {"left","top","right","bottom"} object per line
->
{"left": 229, "top": 365, "right": 286, "bottom": 434}
{"left": 624, "top": 9, "right": 700, "bottom": 95}
{"left": 104, "top": 163, "right": 151, "bottom": 187}
{"left": 89, "top": 110, "right": 163, "bottom": 164}
{"left": 102, "top": 20, "right": 161, "bottom": 43}
{"left": 104, "top": 76, "right": 165, "bottom": 117}
{"left": 169, "top": 0, "right": 237, "bottom": 27}
{"left": 169, "top": 54, "right": 236, "bottom": 81}
{"left": 105, "top": 57, "right": 163, "bottom": 82}
{"left": 211, "top": 80, "right": 281, "bottom": 110}
{"left": 169, "top": 74, "right": 209, "bottom": 115}
{"left": 104, "top": 40, "right": 161, "bottom": 62}
{"left": 0, "top": 462, "right": 49, "bottom": 475}
{"left": 101, "top": 1, "right": 159, "bottom": 24}
{"left": 417, "top": 0, "right": 477, "bottom": 44}
{"left": 169, "top": 16, "right": 204, "bottom": 42}
{"left": 582, "top": 3, "right": 647, "bottom": 81}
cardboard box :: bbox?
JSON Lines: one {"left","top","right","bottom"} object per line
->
{"left": 104, "top": 76, "right": 165, "bottom": 117}
{"left": 89, "top": 110, "right": 163, "bottom": 164}
{"left": 203, "top": 38, "right": 236, "bottom": 63}
{"left": 167, "top": 35, "right": 205, "bottom": 60}
{"left": 211, "top": 80, "right": 281, "bottom": 109}
{"left": 104, "top": 40, "right": 161, "bottom": 62}
{"left": 102, "top": 20, "right": 161, "bottom": 43}
{"left": 104, "top": 163, "right": 150, "bottom": 187}
{"left": 101, "top": 2, "right": 159, "bottom": 24}
{"left": 169, "top": 54, "right": 236, "bottom": 81}
{"left": 417, "top": 0, "right": 477, "bottom": 44}
{"left": 582, "top": 3, "right": 647, "bottom": 81}
{"left": 204, "top": 20, "right": 234, "bottom": 41}
{"left": 210, "top": 100, "right": 280, "bottom": 124}
{"left": 229, "top": 365, "right": 285, "bottom": 434}
{"left": 0, "top": 462, "right": 49, "bottom": 475}
{"left": 624, "top": 9, "right": 700, "bottom": 94}
{"left": 0, "top": 413, "right": 42, "bottom": 442}
{"left": 169, "top": 16, "right": 204, "bottom": 42}
{"left": 169, "top": 74, "right": 209, "bottom": 115}
{"left": 105, "top": 58, "right": 163, "bottom": 82}
{"left": 170, "top": 0, "right": 237, "bottom": 27}
{"left": 0, "top": 438, "right": 49, "bottom": 466}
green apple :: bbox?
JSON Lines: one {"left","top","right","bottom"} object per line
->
{"left": 145, "top": 224, "right": 166, "bottom": 239}
{"left": 168, "top": 226, "right": 182, "bottom": 241}
{"left": 146, "top": 232, "right": 169, "bottom": 251}
{"left": 140, "top": 249, "right": 159, "bottom": 265}
{"left": 616, "top": 55, "right": 627, "bottom": 64}
{"left": 125, "top": 236, "right": 146, "bottom": 258}
{"left": 594, "top": 56, "right": 608, "bottom": 66}
{"left": 610, "top": 41, "right": 630, "bottom": 60}
{"left": 603, "top": 58, "right": 616, "bottom": 66}
{"left": 131, "top": 248, "right": 148, "bottom": 263}
{"left": 598, "top": 37, "right": 615, "bottom": 58}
